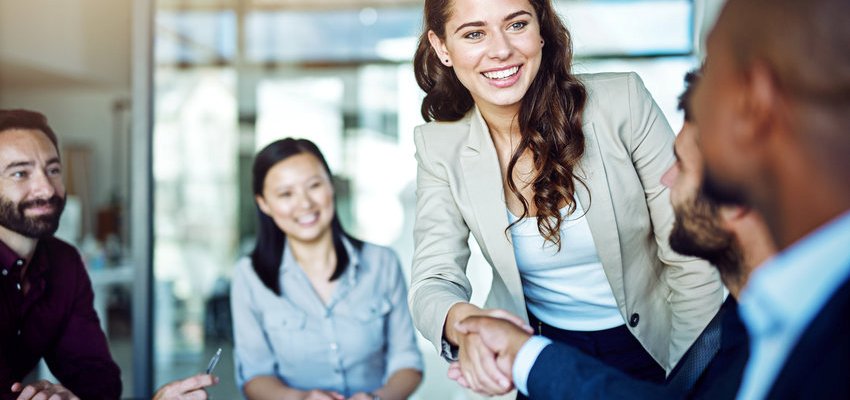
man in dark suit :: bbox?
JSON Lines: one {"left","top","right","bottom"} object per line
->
{"left": 449, "top": 71, "right": 777, "bottom": 399}
{"left": 693, "top": 0, "right": 850, "bottom": 397}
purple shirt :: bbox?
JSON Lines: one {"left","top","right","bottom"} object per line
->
{"left": 0, "top": 236, "right": 121, "bottom": 400}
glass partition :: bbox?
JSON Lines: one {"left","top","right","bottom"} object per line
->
{"left": 151, "top": 1, "right": 697, "bottom": 397}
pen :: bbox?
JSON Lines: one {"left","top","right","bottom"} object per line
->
{"left": 206, "top": 347, "right": 222, "bottom": 375}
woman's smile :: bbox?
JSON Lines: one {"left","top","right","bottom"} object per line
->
{"left": 481, "top": 65, "right": 522, "bottom": 87}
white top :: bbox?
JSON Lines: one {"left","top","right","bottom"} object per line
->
{"left": 508, "top": 198, "right": 624, "bottom": 331}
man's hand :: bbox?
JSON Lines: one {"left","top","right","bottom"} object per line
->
{"left": 444, "top": 305, "right": 532, "bottom": 396}
{"left": 455, "top": 315, "right": 534, "bottom": 384}
{"left": 152, "top": 374, "right": 219, "bottom": 400}
{"left": 11, "top": 380, "right": 79, "bottom": 400}
{"left": 456, "top": 330, "right": 513, "bottom": 395}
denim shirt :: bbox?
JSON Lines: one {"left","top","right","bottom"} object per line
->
{"left": 231, "top": 238, "right": 423, "bottom": 396}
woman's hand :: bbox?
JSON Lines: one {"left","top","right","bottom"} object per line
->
{"left": 444, "top": 304, "right": 532, "bottom": 396}
{"left": 346, "top": 392, "right": 376, "bottom": 400}
{"left": 302, "top": 390, "right": 344, "bottom": 400}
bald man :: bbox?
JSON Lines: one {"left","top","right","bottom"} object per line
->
{"left": 694, "top": 0, "right": 850, "bottom": 397}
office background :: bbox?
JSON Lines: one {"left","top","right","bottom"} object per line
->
{"left": 0, "top": 0, "right": 724, "bottom": 398}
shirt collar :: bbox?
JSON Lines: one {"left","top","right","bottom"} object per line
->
{"left": 0, "top": 239, "right": 24, "bottom": 272}
{"left": 0, "top": 238, "right": 48, "bottom": 280}
{"left": 739, "top": 210, "right": 850, "bottom": 337}
{"left": 281, "top": 236, "right": 360, "bottom": 286}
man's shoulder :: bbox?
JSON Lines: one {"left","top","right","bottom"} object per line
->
{"left": 42, "top": 235, "right": 80, "bottom": 251}
{"left": 39, "top": 236, "right": 89, "bottom": 283}
{"left": 797, "top": 273, "right": 850, "bottom": 344}
{"left": 41, "top": 236, "right": 85, "bottom": 263}
{"left": 768, "top": 275, "right": 850, "bottom": 397}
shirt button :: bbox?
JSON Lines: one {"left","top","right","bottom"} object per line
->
{"left": 16, "top": 329, "right": 21, "bottom": 336}
{"left": 16, "top": 283, "right": 21, "bottom": 291}
{"left": 629, "top": 313, "right": 640, "bottom": 327}
{"left": 330, "top": 343, "right": 338, "bottom": 351}
{"left": 15, "top": 259, "right": 23, "bottom": 266}
{"left": 1, "top": 269, "right": 7, "bottom": 276}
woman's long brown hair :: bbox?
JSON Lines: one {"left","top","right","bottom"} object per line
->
{"left": 414, "top": 0, "right": 588, "bottom": 248}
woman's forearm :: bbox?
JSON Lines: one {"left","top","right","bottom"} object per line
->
{"left": 244, "top": 376, "right": 304, "bottom": 400}
{"left": 373, "top": 368, "right": 423, "bottom": 400}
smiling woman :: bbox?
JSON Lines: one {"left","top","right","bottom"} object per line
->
{"left": 408, "top": 0, "right": 724, "bottom": 396}
{"left": 426, "top": 5, "right": 543, "bottom": 113}
{"left": 230, "top": 138, "right": 423, "bottom": 400}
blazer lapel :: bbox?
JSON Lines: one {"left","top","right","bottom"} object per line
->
{"left": 575, "top": 122, "right": 626, "bottom": 308}
{"left": 459, "top": 108, "right": 525, "bottom": 310}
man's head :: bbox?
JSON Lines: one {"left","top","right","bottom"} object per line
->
{"left": 694, "top": 0, "right": 850, "bottom": 245}
{"left": 662, "top": 71, "right": 744, "bottom": 287}
{"left": 0, "top": 110, "right": 66, "bottom": 239}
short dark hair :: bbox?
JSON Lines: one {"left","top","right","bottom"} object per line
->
{"left": 678, "top": 70, "right": 700, "bottom": 123}
{"left": 0, "top": 109, "right": 60, "bottom": 151}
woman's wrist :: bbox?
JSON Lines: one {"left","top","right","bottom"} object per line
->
{"left": 444, "top": 303, "right": 480, "bottom": 345}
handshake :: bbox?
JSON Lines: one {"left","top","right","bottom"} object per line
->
{"left": 445, "top": 306, "right": 536, "bottom": 396}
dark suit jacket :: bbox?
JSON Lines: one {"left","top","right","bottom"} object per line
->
{"left": 765, "top": 275, "right": 850, "bottom": 399}
{"left": 526, "top": 297, "right": 746, "bottom": 399}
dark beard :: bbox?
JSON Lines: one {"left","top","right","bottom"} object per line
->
{"left": 0, "top": 195, "right": 66, "bottom": 239}
{"left": 670, "top": 191, "right": 744, "bottom": 284}
{"left": 702, "top": 168, "right": 748, "bottom": 206}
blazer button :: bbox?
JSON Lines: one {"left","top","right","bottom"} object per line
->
{"left": 629, "top": 313, "right": 640, "bottom": 327}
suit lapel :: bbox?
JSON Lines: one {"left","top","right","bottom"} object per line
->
{"left": 459, "top": 108, "right": 525, "bottom": 309}
{"left": 575, "top": 122, "right": 626, "bottom": 308}
{"left": 766, "top": 275, "right": 850, "bottom": 398}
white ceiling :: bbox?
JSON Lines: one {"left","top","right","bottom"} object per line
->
{"left": 157, "top": 0, "right": 423, "bottom": 10}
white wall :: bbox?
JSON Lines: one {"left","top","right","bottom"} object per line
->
{"left": 0, "top": 0, "right": 132, "bottom": 239}
{"left": 0, "top": 0, "right": 131, "bottom": 87}
{"left": 694, "top": 0, "right": 727, "bottom": 57}
{"left": 1, "top": 88, "right": 129, "bottom": 201}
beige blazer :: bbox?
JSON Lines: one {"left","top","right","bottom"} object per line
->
{"left": 408, "top": 72, "right": 724, "bottom": 371}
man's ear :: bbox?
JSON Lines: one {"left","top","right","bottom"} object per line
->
{"left": 428, "top": 30, "right": 452, "bottom": 66}
{"left": 743, "top": 61, "right": 780, "bottom": 141}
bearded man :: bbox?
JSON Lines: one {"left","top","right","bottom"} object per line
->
{"left": 0, "top": 109, "right": 121, "bottom": 400}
